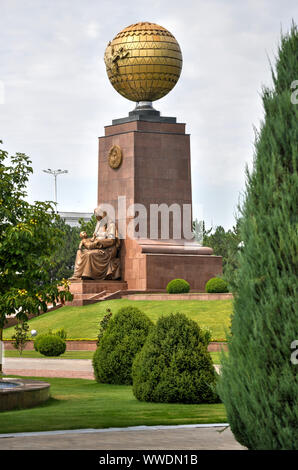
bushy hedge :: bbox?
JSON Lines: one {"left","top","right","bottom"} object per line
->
{"left": 34, "top": 334, "right": 46, "bottom": 352}
{"left": 34, "top": 329, "right": 67, "bottom": 352}
{"left": 96, "top": 308, "right": 113, "bottom": 346}
{"left": 205, "top": 277, "right": 229, "bottom": 293}
{"left": 37, "top": 334, "right": 66, "bottom": 357}
{"left": 92, "top": 306, "right": 153, "bottom": 385}
{"left": 132, "top": 312, "right": 219, "bottom": 404}
{"left": 166, "top": 279, "right": 190, "bottom": 294}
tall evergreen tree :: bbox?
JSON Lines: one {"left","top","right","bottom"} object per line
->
{"left": 218, "top": 23, "right": 298, "bottom": 449}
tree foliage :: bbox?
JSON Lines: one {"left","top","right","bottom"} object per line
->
{"left": 217, "top": 23, "right": 298, "bottom": 450}
{"left": 193, "top": 218, "right": 242, "bottom": 289}
{"left": 204, "top": 221, "right": 242, "bottom": 287}
{"left": 12, "top": 321, "right": 30, "bottom": 356}
{"left": 0, "top": 142, "right": 72, "bottom": 331}
{"left": 78, "top": 214, "right": 97, "bottom": 238}
{"left": 48, "top": 217, "right": 80, "bottom": 282}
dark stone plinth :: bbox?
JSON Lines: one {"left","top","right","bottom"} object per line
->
{"left": 112, "top": 113, "right": 176, "bottom": 125}
{"left": 112, "top": 102, "right": 176, "bottom": 124}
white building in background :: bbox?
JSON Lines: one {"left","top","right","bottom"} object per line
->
{"left": 58, "top": 212, "right": 93, "bottom": 227}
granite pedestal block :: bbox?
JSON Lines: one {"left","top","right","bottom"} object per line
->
{"left": 68, "top": 280, "right": 128, "bottom": 306}
{"left": 97, "top": 117, "right": 222, "bottom": 292}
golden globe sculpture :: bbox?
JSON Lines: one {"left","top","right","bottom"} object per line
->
{"left": 104, "top": 22, "right": 182, "bottom": 103}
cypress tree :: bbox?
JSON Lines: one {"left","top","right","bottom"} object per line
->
{"left": 218, "top": 23, "right": 298, "bottom": 450}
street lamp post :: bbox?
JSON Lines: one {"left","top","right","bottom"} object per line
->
{"left": 43, "top": 168, "right": 68, "bottom": 211}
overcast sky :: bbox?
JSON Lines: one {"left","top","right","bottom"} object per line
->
{"left": 1, "top": 0, "right": 297, "bottom": 230}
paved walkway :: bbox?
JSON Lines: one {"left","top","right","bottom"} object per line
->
{"left": 3, "top": 358, "right": 94, "bottom": 379}
{"left": 3, "top": 358, "right": 220, "bottom": 379}
{"left": 0, "top": 425, "right": 245, "bottom": 450}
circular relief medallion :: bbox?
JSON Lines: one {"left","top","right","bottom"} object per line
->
{"left": 108, "top": 145, "right": 122, "bottom": 169}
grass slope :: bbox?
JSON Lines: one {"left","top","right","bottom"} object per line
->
{"left": 0, "top": 376, "right": 227, "bottom": 433}
{"left": 3, "top": 299, "right": 232, "bottom": 342}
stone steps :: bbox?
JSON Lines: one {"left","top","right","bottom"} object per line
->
{"left": 66, "top": 280, "right": 128, "bottom": 306}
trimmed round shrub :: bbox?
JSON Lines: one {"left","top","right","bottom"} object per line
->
{"left": 166, "top": 278, "right": 190, "bottom": 294}
{"left": 205, "top": 277, "right": 229, "bottom": 293}
{"left": 34, "top": 330, "right": 68, "bottom": 351}
{"left": 132, "top": 312, "right": 219, "bottom": 404}
{"left": 92, "top": 306, "right": 153, "bottom": 385}
{"left": 37, "top": 334, "right": 66, "bottom": 357}
{"left": 34, "top": 334, "right": 47, "bottom": 352}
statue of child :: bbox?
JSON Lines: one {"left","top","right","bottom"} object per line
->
{"left": 79, "top": 229, "right": 106, "bottom": 252}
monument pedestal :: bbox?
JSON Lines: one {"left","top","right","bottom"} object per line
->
{"left": 121, "top": 239, "right": 222, "bottom": 291}
{"left": 97, "top": 117, "right": 222, "bottom": 292}
{"left": 66, "top": 23, "right": 221, "bottom": 302}
{"left": 67, "top": 280, "right": 128, "bottom": 306}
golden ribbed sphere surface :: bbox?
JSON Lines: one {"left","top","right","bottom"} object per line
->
{"left": 104, "top": 22, "right": 182, "bottom": 102}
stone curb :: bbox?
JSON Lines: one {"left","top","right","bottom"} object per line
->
{"left": 0, "top": 423, "right": 230, "bottom": 438}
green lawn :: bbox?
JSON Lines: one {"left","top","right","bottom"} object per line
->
{"left": 0, "top": 376, "right": 227, "bottom": 433}
{"left": 3, "top": 350, "right": 95, "bottom": 360}
{"left": 3, "top": 299, "right": 232, "bottom": 342}
{"left": 3, "top": 349, "right": 226, "bottom": 364}
{"left": 209, "top": 351, "right": 227, "bottom": 364}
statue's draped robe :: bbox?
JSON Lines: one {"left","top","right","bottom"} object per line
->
{"left": 72, "top": 221, "right": 121, "bottom": 280}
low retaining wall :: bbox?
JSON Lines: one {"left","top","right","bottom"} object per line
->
{"left": 3, "top": 340, "right": 97, "bottom": 351}
{"left": 121, "top": 293, "right": 233, "bottom": 301}
{"left": 208, "top": 342, "right": 228, "bottom": 352}
{"left": 3, "top": 339, "right": 228, "bottom": 352}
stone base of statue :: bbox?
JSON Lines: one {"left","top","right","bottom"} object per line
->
{"left": 121, "top": 238, "right": 222, "bottom": 291}
{"left": 67, "top": 279, "right": 128, "bottom": 306}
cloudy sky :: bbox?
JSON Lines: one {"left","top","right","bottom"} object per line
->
{"left": 1, "top": 0, "right": 297, "bottom": 230}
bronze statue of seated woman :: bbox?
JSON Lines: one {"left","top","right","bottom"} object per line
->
{"left": 70, "top": 208, "right": 121, "bottom": 281}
